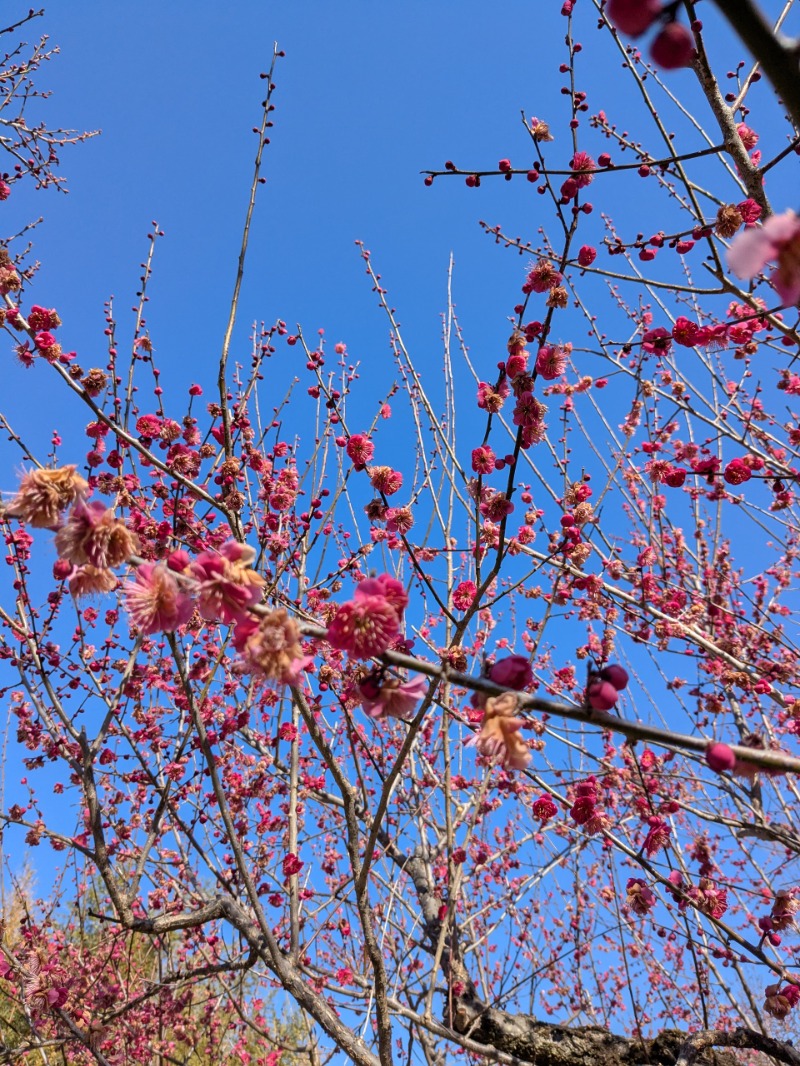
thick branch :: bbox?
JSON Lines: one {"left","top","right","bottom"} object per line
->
{"left": 708, "top": 0, "right": 800, "bottom": 132}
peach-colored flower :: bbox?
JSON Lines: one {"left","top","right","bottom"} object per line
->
{"left": 233, "top": 609, "right": 309, "bottom": 684}
{"left": 68, "top": 565, "right": 117, "bottom": 599}
{"left": 5, "top": 466, "right": 88, "bottom": 528}
{"left": 55, "top": 500, "right": 140, "bottom": 569}
{"left": 190, "top": 540, "right": 265, "bottom": 625}
{"left": 470, "top": 691, "right": 531, "bottom": 770}
{"left": 728, "top": 209, "right": 800, "bottom": 307}
{"left": 124, "top": 563, "right": 194, "bottom": 635}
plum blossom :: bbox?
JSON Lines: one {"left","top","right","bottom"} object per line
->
{"left": 728, "top": 209, "right": 800, "bottom": 307}
{"left": 124, "top": 563, "right": 194, "bottom": 635}
{"left": 346, "top": 433, "right": 375, "bottom": 470}
{"left": 190, "top": 540, "right": 265, "bottom": 625}
{"left": 764, "top": 983, "right": 800, "bottom": 1020}
{"left": 469, "top": 691, "right": 531, "bottom": 770}
{"left": 358, "top": 669, "right": 428, "bottom": 719}
{"left": 532, "top": 794, "right": 557, "bottom": 822}
{"left": 68, "top": 564, "right": 117, "bottom": 598}
{"left": 55, "top": 500, "right": 140, "bottom": 569}
{"left": 327, "top": 594, "right": 400, "bottom": 659}
{"left": 452, "top": 580, "right": 477, "bottom": 611}
{"left": 233, "top": 609, "right": 309, "bottom": 684}
{"left": 5, "top": 465, "right": 88, "bottom": 528}
{"left": 488, "top": 654, "right": 533, "bottom": 690}
{"left": 356, "top": 572, "right": 408, "bottom": 619}
{"left": 626, "top": 878, "right": 656, "bottom": 915}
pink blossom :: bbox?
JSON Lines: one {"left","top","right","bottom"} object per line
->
{"left": 190, "top": 540, "right": 265, "bottom": 625}
{"left": 488, "top": 654, "right": 533, "bottom": 690}
{"left": 55, "top": 500, "right": 140, "bottom": 569}
{"left": 642, "top": 327, "right": 672, "bottom": 354}
{"left": 606, "top": 0, "right": 662, "bottom": 37}
{"left": 532, "top": 794, "right": 557, "bottom": 822}
{"left": 570, "top": 151, "right": 596, "bottom": 188}
{"left": 233, "top": 609, "right": 309, "bottom": 684}
{"left": 586, "top": 677, "right": 619, "bottom": 711}
{"left": 385, "top": 506, "right": 414, "bottom": 534}
{"left": 599, "top": 664, "right": 629, "bottom": 691}
{"left": 471, "top": 445, "right": 496, "bottom": 474}
{"left": 650, "top": 21, "right": 696, "bottom": 69}
{"left": 355, "top": 573, "right": 408, "bottom": 619}
{"left": 642, "top": 816, "right": 671, "bottom": 856}
{"left": 469, "top": 691, "right": 531, "bottom": 770}
{"left": 708, "top": 741, "right": 738, "bottom": 776}
{"left": 724, "top": 457, "right": 752, "bottom": 485}
{"left": 535, "top": 344, "right": 568, "bottom": 380}
{"left": 728, "top": 210, "right": 800, "bottom": 307}
{"left": 476, "top": 379, "right": 509, "bottom": 412}
{"left": 5, "top": 465, "right": 88, "bottom": 528}
{"left": 626, "top": 878, "right": 656, "bottom": 915}
{"left": 452, "top": 580, "right": 477, "bottom": 611}
{"left": 346, "top": 433, "right": 375, "bottom": 470}
{"left": 369, "top": 465, "right": 403, "bottom": 495}
{"left": 124, "top": 563, "right": 194, "bottom": 635}
{"left": 326, "top": 595, "right": 400, "bottom": 659}
{"left": 358, "top": 672, "right": 427, "bottom": 719}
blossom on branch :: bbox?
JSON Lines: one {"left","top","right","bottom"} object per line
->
{"left": 5, "top": 465, "right": 88, "bottom": 528}
{"left": 55, "top": 500, "right": 140, "bottom": 569}
{"left": 728, "top": 210, "right": 800, "bottom": 307}
{"left": 124, "top": 563, "right": 194, "bottom": 635}
{"left": 327, "top": 594, "right": 400, "bottom": 659}
{"left": 469, "top": 691, "right": 531, "bottom": 770}
{"left": 189, "top": 540, "right": 265, "bottom": 625}
{"left": 233, "top": 608, "right": 309, "bottom": 684}
{"left": 358, "top": 669, "right": 428, "bottom": 719}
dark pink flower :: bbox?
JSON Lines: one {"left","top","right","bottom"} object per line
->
{"left": 535, "top": 344, "right": 569, "bottom": 380}
{"left": 642, "top": 327, "right": 672, "bottom": 354}
{"left": 642, "top": 816, "right": 671, "bottom": 856}
{"left": 706, "top": 742, "right": 736, "bottom": 773}
{"left": 606, "top": 0, "right": 662, "bottom": 36}
{"left": 327, "top": 596, "right": 400, "bottom": 659}
{"left": 488, "top": 654, "right": 533, "bottom": 691}
{"left": 471, "top": 445, "right": 496, "bottom": 474}
{"left": 386, "top": 506, "right": 414, "bottom": 534}
{"left": 728, "top": 210, "right": 800, "bottom": 307}
{"left": 124, "top": 563, "right": 194, "bottom": 634}
{"left": 355, "top": 573, "right": 408, "bottom": 619}
{"left": 570, "top": 151, "right": 596, "bottom": 188}
{"left": 626, "top": 878, "right": 656, "bottom": 915}
{"left": 650, "top": 21, "right": 696, "bottom": 69}
{"left": 724, "top": 458, "right": 752, "bottom": 485}
{"left": 533, "top": 794, "right": 557, "bottom": 822}
{"left": 586, "top": 677, "right": 619, "bottom": 711}
{"left": 190, "top": 540, "right": 265, "bottom": 625}
{"left": 452, "top": 580, "right": 477, "bottom": 611}
{"left": 346, "top": 433, "right": 375, "bottom": 470}
{"left": 599, "top": 664, "right": 629, "bottom": 690}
